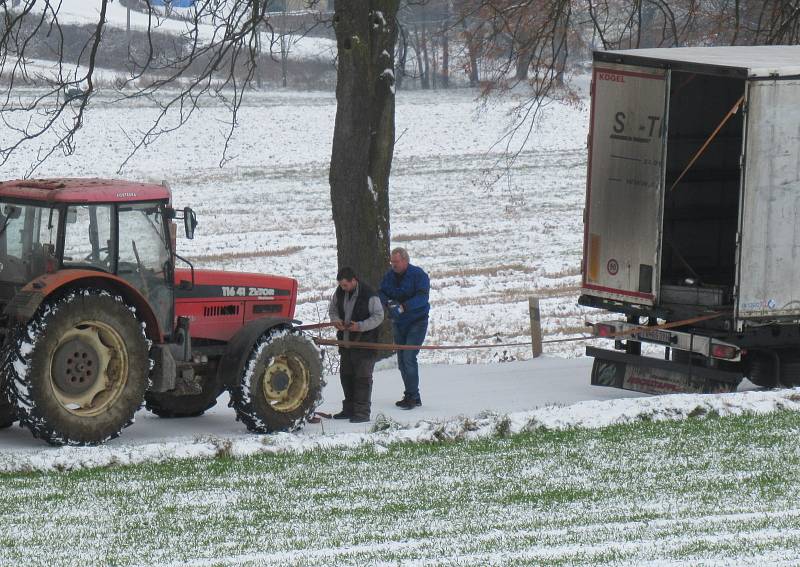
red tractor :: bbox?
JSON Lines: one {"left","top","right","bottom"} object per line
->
{"left": 0, "top": 178, "right": 323, "bottom": 445}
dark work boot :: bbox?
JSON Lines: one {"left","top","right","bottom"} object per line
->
{"left": 398, "top": 397, "right": 422, "bottom": 410}
{"left": 334, "top": 400, "right": 353, "bottom": 419}
{"left": 349, "top": 415, "right": 370, "bottom": 423}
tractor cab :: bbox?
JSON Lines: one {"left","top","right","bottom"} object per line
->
{"left": 0, "top": 179, "right": 192, "bottom": 336}
{"left": 0, "top": 202, "right": 59, "bottom": 287}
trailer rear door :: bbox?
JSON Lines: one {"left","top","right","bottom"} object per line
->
{"left": 738, "top": 79, "right": 800, "bottom": 320}
{"left": 583, "top": 64, "right": 669, "bottom": 305}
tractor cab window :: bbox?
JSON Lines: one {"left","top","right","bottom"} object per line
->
{"left": 117, "top": 204, "right": 170, "bottom": 274}
{"left": 0, "top": 203, "right": 59, "bottom": 284}
{"left": 63, "top": 205, "right": 114, "bottom": 272}
{"left": 117, "top": 203, "right": 173, "bottom": 333}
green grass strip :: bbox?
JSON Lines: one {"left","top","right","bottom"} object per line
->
{"left": 2, "top": 410, "right": 800, "bottom": 566}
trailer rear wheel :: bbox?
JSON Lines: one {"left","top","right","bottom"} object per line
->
{"left": 746, "top": 353, "right": 778, "bottom": 388}
{"left": 6, "top": 290, "right": 149, "bottom": 446}
{"left": 229, "top": 328, "right": 323, "bottom": 433}
{"left": 777, "top": 350, "right": 800, "bottom": 387}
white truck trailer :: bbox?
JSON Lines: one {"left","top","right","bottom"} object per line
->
{"left": 580, "top": 46, "right": 800, "bottom": 394}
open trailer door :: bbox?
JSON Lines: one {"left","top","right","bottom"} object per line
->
{"left": 737, "top": 78, "right": 800, "bottom": 322}
{"left": 583, "top": 63, "right": 669, "bottom": 306}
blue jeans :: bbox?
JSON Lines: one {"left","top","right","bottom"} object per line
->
{"left": 393, "top": 318, "right": 428, "bottom": 401}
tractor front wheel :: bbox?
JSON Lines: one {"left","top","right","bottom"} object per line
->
{"left": 6, "top": 290, "right": 150, "bottom": 446}
{"left": 229, "top": 328, "right": 323, "bottom": 433}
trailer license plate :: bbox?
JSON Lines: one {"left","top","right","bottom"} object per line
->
{"left": 637, "top": 328, "right": 672, "bottom": 344}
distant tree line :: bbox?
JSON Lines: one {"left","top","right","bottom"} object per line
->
{"left": 396, "top": 1, "right": 800, "bottom": 92}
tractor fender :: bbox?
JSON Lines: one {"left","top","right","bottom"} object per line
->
{"left": 4, "top": 270, "right": 162, "bottom": 342}
{"left": 217, "top": 317, "right": 294, "bottom": 389}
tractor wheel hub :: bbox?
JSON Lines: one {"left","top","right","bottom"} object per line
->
{"left": 271, "top": 371, "right": 290, "bottom": 392}
{"left": 53, "top": 338, "right": 100, "bottom": 395}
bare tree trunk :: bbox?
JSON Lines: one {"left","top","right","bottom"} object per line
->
{"left": 254, "top": 3, "right": 263, "bottom": 89}
{"left": 420, "top": 22, "right": 430, "bottom": 89}
{"left": 515, "top": 47, "right": 532, "bottom": 81}
{"left": 441, "top": 22, "right": 449, "bottom": 88}
{"left": 554, "top": 17, "right": 569, "bottom": 86}
{"left": 396, "top": 25, "right": 408, "bottom": 89}
{"left": 330, "top": 0, "right": 398, "bottom": 296}
{"left": 279, "top": 11, "right": 288, "bottom": 88}
{"left": 554, "top": 33, "right": 567, "bottom": 85}
{"left": 281, "top": 47, "right": 288, "bottom": 87}
{"left": 431, "top": 38, "right": 438, "bottom": 90}
{"left": 462, "top": 20, "right": 479, "bottom": 87}
{"left": 410, "top": 25, "right": 423, "bottom": 88}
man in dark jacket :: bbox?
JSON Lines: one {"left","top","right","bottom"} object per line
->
{"left": 379, "top": 247, "right": 430, "bottom": 409}
{"left": 328, "top": 266, "right": 384, "bottom": 423}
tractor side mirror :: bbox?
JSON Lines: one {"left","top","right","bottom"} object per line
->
{"left": 183, "top": 207, "right": 197, "bottom": 240}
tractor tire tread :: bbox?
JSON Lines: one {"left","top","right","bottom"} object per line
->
{"left": 4, "top": 289, "right": 149, "bottom": 446}
{"left": 228, "top": 328, "right": 323, "bottom": 434}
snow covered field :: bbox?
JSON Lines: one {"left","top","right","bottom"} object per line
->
{"left": 2, "top": 86, "right": 590, "bottom": 365}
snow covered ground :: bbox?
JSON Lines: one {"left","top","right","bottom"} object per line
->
{"left": 0, "top": 357, "right": 606, "bottom": 470}
{"left": 0, "top": 356, "right": 769, "bottom": 473}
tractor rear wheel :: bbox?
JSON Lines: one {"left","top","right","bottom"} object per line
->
{"left": 6, "top": 290, "right": 150, "bottom": 446}
{"left": 229, "top": 328, "right": 323, "bottom": 433}
{"left": 145, "top": 367, "right": 224, "bottom": 418}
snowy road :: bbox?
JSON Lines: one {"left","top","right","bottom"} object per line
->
{"left": 0, "top": 355, "right": 766, "bottom": 472}
{"left": 0, "top": 358, "right": 633, "bottom": 448}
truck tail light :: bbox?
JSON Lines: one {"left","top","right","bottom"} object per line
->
{"left": 595, "top": 323, "right": 616, "bottom": 338}
{"left": 711, "top": 344, "right": 738, "bottom": 359}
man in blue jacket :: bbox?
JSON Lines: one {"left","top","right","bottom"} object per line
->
{"left": 379, "top": 247, "right": 430, "bottom": 409}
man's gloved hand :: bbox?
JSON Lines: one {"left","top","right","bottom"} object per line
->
{"left": 388, "top": 301, "right": 404, "bottom": 319}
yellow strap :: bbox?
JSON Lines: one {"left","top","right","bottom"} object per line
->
{"left": 669, "top": 95, "right": 745, "bottom": 193}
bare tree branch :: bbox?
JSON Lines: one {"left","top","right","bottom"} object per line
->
{"left": 0, "top": 0, "right": 333, "bottom": 176}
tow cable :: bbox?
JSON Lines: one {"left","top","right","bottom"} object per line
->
{"left": 298, "top": 310, "right": 727, "bottom": 352}
{"left": 301, "top": 312, "right": 728, "bottom": 421}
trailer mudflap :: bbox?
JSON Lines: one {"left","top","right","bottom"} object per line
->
{"left": 587, "top": 346, "right": 743, "bottom": 395}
